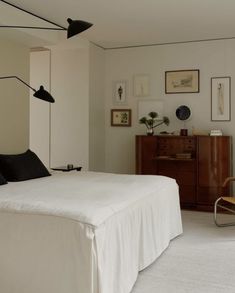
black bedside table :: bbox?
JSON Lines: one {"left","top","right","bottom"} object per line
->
{"left": 51, "top": 166, "right": 82, "bottom": 172}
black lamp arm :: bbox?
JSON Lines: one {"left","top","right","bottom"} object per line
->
{"left": 0, "top": 75, "right": 55, "bottom": 103}
{"left": 0, "top": 25, "right": 65, "bottom": 31}
{"left": 0, "top": 0, "right": 66, "bottom": 30}
{"left": 0, "top": 76, "right": 36, "bottom": 92}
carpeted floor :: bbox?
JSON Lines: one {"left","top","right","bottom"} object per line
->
{"left": 131, "top": 210, "right": 235, "bottom": 293}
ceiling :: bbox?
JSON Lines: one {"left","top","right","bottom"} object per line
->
{"left": 1, "top": 0, "right": 235, "bottom": 49}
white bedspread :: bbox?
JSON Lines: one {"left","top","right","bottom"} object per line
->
{"left": 0, "top": 171, "right": 182, "bottom": 293}
{"left": 0, "top": 171, "right": 179, "bottom": 227}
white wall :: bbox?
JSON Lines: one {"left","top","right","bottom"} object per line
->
{"left": 30, "top": 41, "right": 104, "bottom": 172}
{"left": 30, "top": 50, "right": 50, "bottom": 167}
{"left": 105, "top": 39, "right": 235, "bottom": 174}
{"left": 50, "top": 46, "right": 89, "bottom": 169}
{"left": 0, "top": 38, "right": 29, "bottom": 153}
{"left": 89, "top": 44, "right": 105, "bottom": 171}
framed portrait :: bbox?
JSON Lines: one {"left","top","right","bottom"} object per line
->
{"left": 165, "top": 70, "right": 200, "bottom": 93}
{"left": 211, "top": 76, "right": 231, "bottom": 121}
{"left": 111, "top": 109, "right": 131, "bottom": 127}
{"left": 113, "top": 80, "right": 127, "bottom": 104}
{"left": 134, "top": 74, "right": 150, "bottom": 97}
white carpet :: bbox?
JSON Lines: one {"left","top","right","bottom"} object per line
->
{"left": 131, "top": 210, "right": 235, "bottom": 293}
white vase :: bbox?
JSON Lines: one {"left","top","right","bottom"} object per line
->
{"left": 146, "top": 128, "right": 154, "bottom": 136}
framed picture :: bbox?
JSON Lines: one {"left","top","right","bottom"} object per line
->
{"left": 138, "top": 100, "right": 163, "bottom": 120}
{"left": 134, "top": 74, "right": 150, "bottom": 97}
{"left": 165, "top": 69, "right": 200, "bottom": 93}
{"left": 111, "top": 109, "right": 131, "bottom": 127}
{"left": 113, "top": 80, "right": 127, "bottom": 104}
{"left": 211, "top": 76, "right": 231, "bottom": 121}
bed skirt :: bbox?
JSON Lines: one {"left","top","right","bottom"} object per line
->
{"left": 0, "top": 180, "right": 182, "bottom": 293}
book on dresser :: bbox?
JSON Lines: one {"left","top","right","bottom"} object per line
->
{"left": 136, "top": 135, "right": 232, "bottom": 211}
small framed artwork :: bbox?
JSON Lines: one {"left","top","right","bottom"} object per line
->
{"left": 138, "top": 100, "right": 163, "bottom": 120}
{"left": 134, "top": 74, "right": 150, "bottom": 97}
{"left": 211, "top": 76, "right": 231, "bottom": 121}
{"left": 111, "top": 109, "right": 131, "bottom": 127}
{"left": 165, "top": 69, "right": 200, "bottom": 93}
{"left": 113, "top": 80, "right": 127, "bottom": 104}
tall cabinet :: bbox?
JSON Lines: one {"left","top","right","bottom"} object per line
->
{"left": 136, "top": 135, "right": 232, "bottom": 211}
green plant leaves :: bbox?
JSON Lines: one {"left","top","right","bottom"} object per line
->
{"left": 139, "top": 112, "right": 170, "bottom": 129}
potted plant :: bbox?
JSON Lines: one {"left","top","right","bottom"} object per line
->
{"left": 139, "top": 111, "right": 170, "bottom": 135}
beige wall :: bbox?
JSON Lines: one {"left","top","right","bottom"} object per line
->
{"left": 0, "top": 38, "right": 29, "bottom": 154}
{"left": 104, "top": 39, "right": 235, "bottom": 174}
{"left": 30, "top": 50, "right": 50, "bottom": 167}
{"left": 50, "top": 46, "right": 90, "bottom": 170}
{"left": 89, "top": 44, "right": 105, "bottom": 171}
{"left": 28, "top": 38, "right": 235, "bottom": 175}
{"left": 30, "top": 41, "right": 101, "bottom": 172}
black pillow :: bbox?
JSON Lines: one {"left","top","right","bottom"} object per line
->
{"left": 0, "top": 172, "right": 7, "bottom": 185}
{"left": 0, "top": 149, "right": 51, "bottom": 182}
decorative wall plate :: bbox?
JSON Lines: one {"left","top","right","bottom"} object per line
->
{"left": 176, "top": 105, "right": 191, "bottom": 121}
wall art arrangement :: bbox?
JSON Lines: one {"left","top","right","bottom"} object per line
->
{"left": 211, "top": 76, "right": 231, "bottom": 121}
{"left": 165, "top": 69, "right": 200, "bottom": 94}
{"left": 133, "top": 74, "right": 150, "bottom": 97}
{"left": 111, "top": 109, "right": 131, "bottom": 127}
{"left": 113, "top": 80, "right": 127, "bottom": 105}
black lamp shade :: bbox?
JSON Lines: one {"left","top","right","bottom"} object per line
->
{"left": 0, "top": 1, "right": 93, "bottom": 41}
{"left": 67, "top": 18, "right": 93, "bottom": 38}
{"left": 33, "top": 86, "right": 55, "bottom": 103}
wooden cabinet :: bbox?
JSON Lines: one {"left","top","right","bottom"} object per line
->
{"left": 136, "top": 135, "right": 232, "bottom": 211}
{"left": 197, "top": 136, "right": 231, "bottom": 208}
{"left": 136, "top": 136, "right": 157, "bottom": 175}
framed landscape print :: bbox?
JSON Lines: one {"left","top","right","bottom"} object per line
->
{"left": 211, "top": 76, "right": 231, "bottom": 121}
{"left": 165, "top": 69, "right": 200, "bottom": 93}
{"left": 111, "top": 109, "right": 131, "bottom": 126}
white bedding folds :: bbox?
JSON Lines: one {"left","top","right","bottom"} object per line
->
{"left": 0, "top": 171, "right": 182, "bottom": 293}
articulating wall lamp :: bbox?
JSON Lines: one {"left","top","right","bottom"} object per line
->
{"left": 0, "top": 0, "right": 93, "bottom": 39}
{"left": 0, "top": 76, "right": 55, "bottom": 103}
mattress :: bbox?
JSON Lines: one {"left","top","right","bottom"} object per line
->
{"left": 0, "top": 171, "right": 182, "bottom": 293}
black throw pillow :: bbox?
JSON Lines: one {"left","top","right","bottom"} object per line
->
{"left": 0, "top": 172, "right": 7, "bottom": 185}
{"left": 0, "top": 149, "right": 51, "bottom": 182}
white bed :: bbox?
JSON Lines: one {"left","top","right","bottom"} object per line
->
{"left": 0, "top": 171, "right": 182, "bottom": 293}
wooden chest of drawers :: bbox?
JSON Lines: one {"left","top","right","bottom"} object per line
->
{"left": 136, "top": 135, "right": 232, "bottom": 211}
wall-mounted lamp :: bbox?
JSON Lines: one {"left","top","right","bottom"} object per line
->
{"left": 0, "top": 76, "right": 55, "bottom": 103}
{"left": 0, "top": 0, "right": 93, "bottom": 39}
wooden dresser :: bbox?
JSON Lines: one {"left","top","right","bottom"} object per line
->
{"left": 136, "top": 135, "right": 232, "bottom": 211}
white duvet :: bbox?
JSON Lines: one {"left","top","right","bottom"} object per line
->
{"left": 0, "top": 171, "right": 179, "bottom": 227}
{"left": 0, "top": 171, "right": 182, "bottom": 293}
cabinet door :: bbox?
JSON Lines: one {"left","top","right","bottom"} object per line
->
{"left": 157, "top": 160, "right": 196, "bottom": 206}
{"left": 136, "top": 136, "right": 157, "bottom": 174}
{"left": 156, "top": 136, "right": 197, "bottom": 207}
{"left": 197, "top": 136, "right": 231, "bottom": 205}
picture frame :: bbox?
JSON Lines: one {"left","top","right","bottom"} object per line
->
{"left": 165, "top": 69, "right": 200, "bottom": 94}
{"left": 134, "top": 74, "right": 150, "bottom": 97}
{"left": 138, "top": 100, "right": 163, "bottom": 120}
{"left": 111, "top": 109, "right": 131, "bottom": 127}
{"left": 211, "top": 76, "right": 231, "bottom": 121}
{"left": 113, "top": 80, "right": 127, "bottom": 105}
